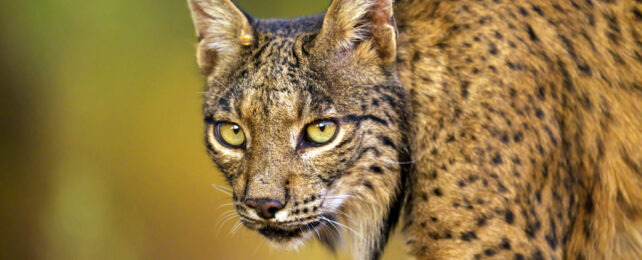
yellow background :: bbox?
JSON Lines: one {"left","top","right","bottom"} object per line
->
{"left": 0, "top": 0, "right": 407, "bottom": 259}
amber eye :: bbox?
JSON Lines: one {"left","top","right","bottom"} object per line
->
{"left": 304, "top": 120, "right": 338, "bottom": 146}
{"left": 215, "top": 122, "right": 246, "bottom": 148}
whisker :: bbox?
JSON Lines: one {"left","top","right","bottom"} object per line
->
{"left": 216, "top": 202, "right": 234, "bottom": 210}
{"left": 305, "top": 222, "right": 321, "bottom": 240}
{"left": 211, "top": 183, "right": 233, "bottom": 196}
{"left": 321, "top": 209, "right": 356, "bottom": 223}
{"left": 324, "top": 195, "right": 367, "bottom": 203}
{"left": 319, "top": 217, "right": 342, "bottom": 238}
{"left": 216, "top": 211, "right": 239, "bottom": 235}
{"left": 211, "top": 78, "right": 226, "bottom": 88}
{"left": 230, "top": 221, "right": 243, "bottom": 235}
{"left": 321, "top": 216, "right": 362, "bottom": 238}
{"left": 200, "top": 91, "right": 225, "bottom": 98}
{"left": 379, "top": 158, "right": 416, "bottom": 165}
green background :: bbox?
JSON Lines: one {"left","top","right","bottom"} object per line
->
{"left": 0, "top": 0, "right": 407, "bottom": 259}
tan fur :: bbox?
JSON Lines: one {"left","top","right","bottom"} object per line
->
{"left": 395, "top": 0, "right": 642, "bottom": 259}
{"left": 188, "top": 0, "right": 642, "bottom": 259}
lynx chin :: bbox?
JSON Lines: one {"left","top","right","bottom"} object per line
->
{"left": 187, "top": 0, "right": 642, "bottom": 259}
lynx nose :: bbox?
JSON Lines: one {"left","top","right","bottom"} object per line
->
{"left": 244, "top": 198, "right": 284, "bottom": 219}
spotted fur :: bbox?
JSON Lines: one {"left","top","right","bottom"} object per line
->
{"left": 188, "top": 0, "right": 642, "bottom": 259}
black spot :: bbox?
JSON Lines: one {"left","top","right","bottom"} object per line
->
{"left": 634, "top": 8, "right": 642, "bottom": 21}
{"left": 303, "top": 208, "right": 308, "bottom": 214}
{"left": 461, "top": 81, "right": 470, "bottom": 98}
{"left": 546, "top": 234, "right": 557, "bottom": 250}
{"left": 489, "top": 43, "right": 499, "bottom": 55}
{"left": 363, "top": 181, "right": 374, "bottom": 190}
{"left": 461, "top": 231, "right": 478, "bottom": 241}
{"left": 519, "top": 7, "right": 529, "bottom": 16}
{"left": 532, "top": 5, "right": 543, "bottom": 16}
{"left": 525, "top": 220, "right": 540, "bottom": 238}
{"left": 514, "top": 131, "right": 524, "bottom": 142}
{"left": 535, "top": 108, "right": 544, "bottom": 118}
{"left": 413, "top": 51, "right": 422, "bottom": 61}
{"left": 492, "top": 153, "right": 503, "bottom": 165}
{"left": 514, "top": 253, "right": 525, "bottom": 260}
{"left": 501, "top": 134, "right": 509, "bottom": 143}
{"left": 433, "top": 188, "right": 443, "bottom": 196}
{"left": 536, "top": 86, "right": 546, "bottom": 100}
{"left": 526, "top": 24, "right": 539, "bottom": 42}
{"left": 501, "top": 238, "right": 511, "bottom": 249}
{"left": 585, "top": 195, "right": 594, "bottom": 213}
{"left": 370, "top": 165, "right": 383, "bottom": 174}
{"left": 484, "top": 249, "right": 496, "bottom": 256}
{"left": 578, "top": 64, "right": 592, "bottom": 76}
{"left": 428, "top": 169, "right": 438, "bottom": 179}
{"left": 446, "top": 134, "right": 456, "bottom": 142}
{"left": 505, "top": 210, "right": 515, "bottom": 224}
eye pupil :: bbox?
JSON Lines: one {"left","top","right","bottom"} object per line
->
{"left": 318, "top": 123, "right": 326, "bottom": 132}
{"left": 232, "top": 124, "right": 240, "bottom": 134}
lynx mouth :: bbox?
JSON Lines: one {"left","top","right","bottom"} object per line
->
{"left": 257, "top": 221, "right": 322, "bottom": 241}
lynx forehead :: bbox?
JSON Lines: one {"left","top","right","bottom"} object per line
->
{"left": 188, "top": 0, "right": 642, "bottom": 259}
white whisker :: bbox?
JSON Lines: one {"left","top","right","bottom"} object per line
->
{"left": 322, "top": 209, "right": 356, "bottom": 223}
{"left": 230, "top": 221, "right": 243, "bottom": 235}
{"left": 321, "top": 216, "right": 362, "bottom": 238}
{"left": 379, "top": 158, "right": 416, "bottom": 165}
{"left": 216, "top": 202, "right": 234, "bottom": 210}
{"left": 211, "top": 183, "right": 232, "bottom": 196}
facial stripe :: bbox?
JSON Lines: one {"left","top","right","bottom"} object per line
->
{"left": 343, "top": 114, "right": 388, "bottom": 126}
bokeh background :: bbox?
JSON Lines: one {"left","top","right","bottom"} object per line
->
{"left": 0, "top": 0, "right": 407, "bottom": 259}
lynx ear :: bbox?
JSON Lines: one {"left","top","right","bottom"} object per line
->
{"left": 315, "top": 0, "right": 396, "bottom": 65}
{"left": 188, "top": 0, "right": 254, "bottom": 74}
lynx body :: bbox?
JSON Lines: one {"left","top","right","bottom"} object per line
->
{"left": 188, "top": 0, "right": 642, "bottom": 259}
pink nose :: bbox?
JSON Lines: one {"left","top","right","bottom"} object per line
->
{"left": 244, "top": 198, "right": 284, "bottom": 219}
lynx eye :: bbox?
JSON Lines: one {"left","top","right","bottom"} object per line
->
{"left": 304, "top": 120, "right": 338, "bottom": 146}
{"left": 215, "top": 122, "right": 246, "bottom": 148}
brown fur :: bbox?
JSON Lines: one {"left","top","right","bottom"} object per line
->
{"left": 188, "top": 0, "right": 642, "bottom": 259}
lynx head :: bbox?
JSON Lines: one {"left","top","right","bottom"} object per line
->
{"left": 188, "top": 0, "right": 408, "bottom": 255}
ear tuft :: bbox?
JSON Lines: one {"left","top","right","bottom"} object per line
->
{"left": 188, "top": 0, "right": 254, "bottom": 74}
{"left": 316, "top": 0, "right": 396, "bottom": 64}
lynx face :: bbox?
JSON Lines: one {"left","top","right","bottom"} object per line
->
{"left": 189, "top": 0, "right": 407, "bottom": 253}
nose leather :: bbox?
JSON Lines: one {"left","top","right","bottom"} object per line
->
{"left": 244, "top": 198, "right": 284, "bottom": 219}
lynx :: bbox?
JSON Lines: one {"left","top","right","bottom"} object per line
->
{"left": 187, "top": 0, "right": 642, "bottom": 259}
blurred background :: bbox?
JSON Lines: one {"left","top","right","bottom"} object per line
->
{"left": 0, "top": 0, "right": 406, "bottom": 259}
